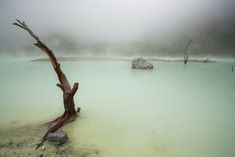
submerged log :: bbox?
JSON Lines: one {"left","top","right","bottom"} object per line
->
{"left": 13, "top": 19, "right": 80, "bottom": 149}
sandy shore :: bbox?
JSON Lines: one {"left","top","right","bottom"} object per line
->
{"left": 0, "top": 124, "right": 99, "bottom": 157}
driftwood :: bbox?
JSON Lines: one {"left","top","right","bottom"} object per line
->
{"left": 184, "top": 40, "right": 191, "bottom": 64}
{"left": 13, "top": 19, "right": 80, "bottom": 149}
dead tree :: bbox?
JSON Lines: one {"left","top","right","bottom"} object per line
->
{"left": 13, "top": 19, "right": 80, "bottom": 149}
{"left": 184, "top": 40, "right": 191, "bottom": 64}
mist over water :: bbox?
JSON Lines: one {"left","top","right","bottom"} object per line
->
{"left": 0, "top": 0, "right": 235, "bottom": 57}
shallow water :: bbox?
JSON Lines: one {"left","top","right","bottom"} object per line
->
{"left": 0, "top": 58, "right": 235, "bottom": 157}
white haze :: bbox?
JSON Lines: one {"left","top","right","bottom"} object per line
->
{"left": 0, "top": 0, "right": 234, "bottom": 56}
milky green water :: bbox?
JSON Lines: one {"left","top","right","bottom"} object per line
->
{"left": 0, "top": 58, "right": 235, "bottom": 157}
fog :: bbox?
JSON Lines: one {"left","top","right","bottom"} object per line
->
{"left": 0, "top": 0, "right": 235, "bottom": 57}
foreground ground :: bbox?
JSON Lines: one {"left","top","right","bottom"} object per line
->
{"left": 0, "top": 123, "right": 99, "bottom": 157}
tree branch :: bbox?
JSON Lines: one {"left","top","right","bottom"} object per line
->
{"left": 184, "top": 40, "right": 191, "bottom": 64}
{"left": 13, "top": 19, "right": 72, "bottom": 91}
{"left": 70, "top": 83, "right": 79, "bottom": 96}
{"left": 14, "top": 19, "right": 80, "bottom": 150}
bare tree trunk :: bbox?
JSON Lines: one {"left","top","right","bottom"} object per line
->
{"left": 13, "top": 19, "right": 80, "bottom": 149}
{"left": 184, "top": 40, "right": 191, "bottom": 64}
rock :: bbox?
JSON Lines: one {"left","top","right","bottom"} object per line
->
{"left": 77, "top": 107, "right": 81, "bottom": 113}
{"left": 41, "top": 145, "right": 46, "bottom": 151}
{"left": 8, "top": 141, "right": 13, "bottom": 146}
{"left": 47, "top": 130, "right": 68, "bottom": 145}
{"left": 132, "top": 58, "right": 153, "bottom": 69}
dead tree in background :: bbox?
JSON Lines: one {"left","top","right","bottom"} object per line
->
{"left": 13, "top": 19, "right": 80, "bottom": 149}
{"left": 184, "top": 40, "right": 191, "bottom": 64}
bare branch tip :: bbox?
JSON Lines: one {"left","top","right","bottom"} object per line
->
{"left": 16, "top": 19, "right": 21, "bottom": 24}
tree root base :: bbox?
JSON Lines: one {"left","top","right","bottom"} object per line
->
{"left": 36, "top": 112, "right": 78, "bottom": 149}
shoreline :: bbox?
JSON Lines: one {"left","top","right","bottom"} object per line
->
{"left": 0, "top": 123, "right": 99, "bottom": 157}
{"left": 31, "top": 56, "right": 216, "bottom": 63}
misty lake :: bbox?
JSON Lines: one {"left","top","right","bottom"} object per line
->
{"left": 0, "top": 58, "right": 235, "bottom": 157}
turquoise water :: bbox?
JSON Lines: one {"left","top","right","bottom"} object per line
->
{"left": 0, "top": 58, "right": 235, "bottom": 157}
